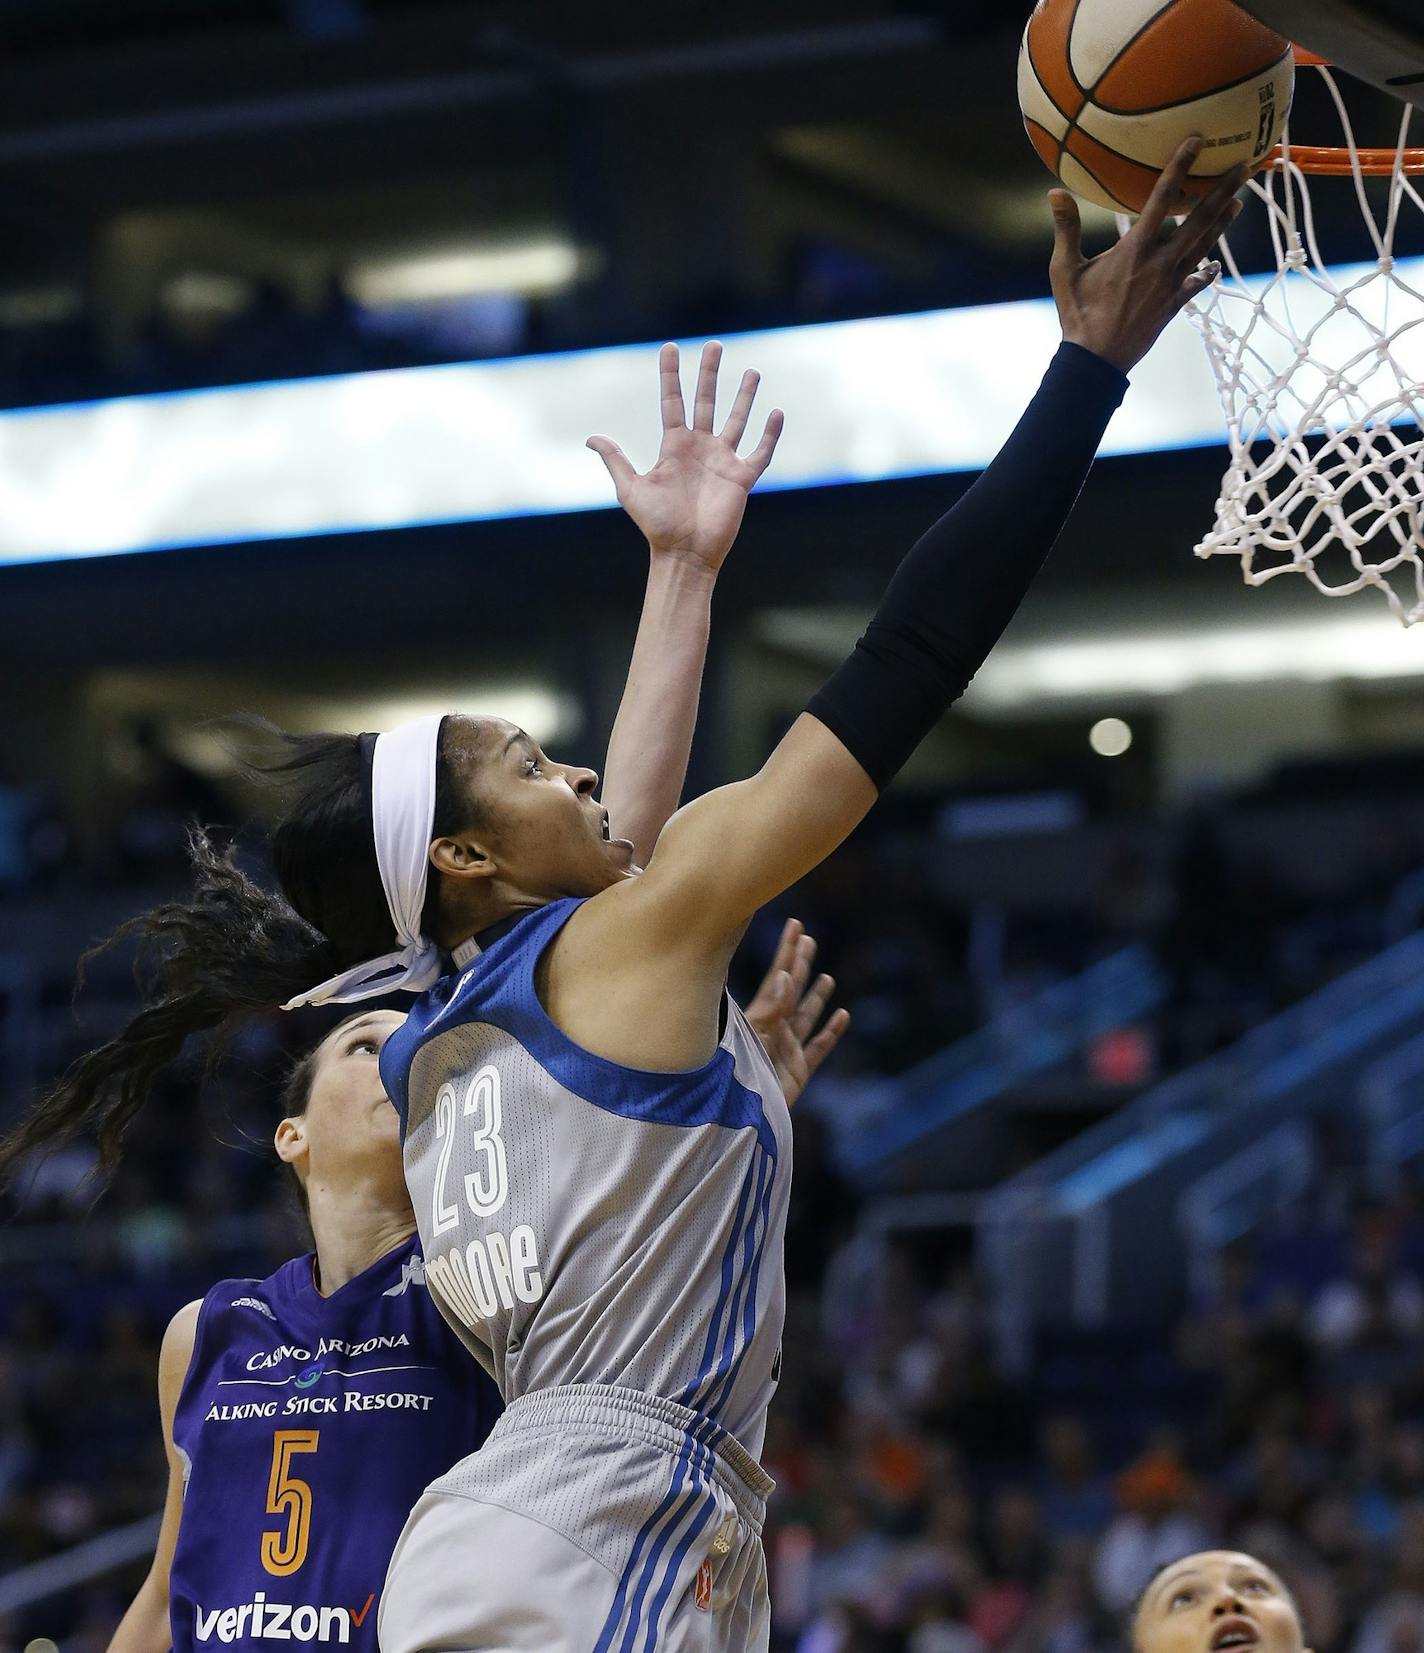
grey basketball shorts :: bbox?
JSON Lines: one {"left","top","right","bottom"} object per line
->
{"left": 378, "top": 1383, "right": 775, "bottom": 1653}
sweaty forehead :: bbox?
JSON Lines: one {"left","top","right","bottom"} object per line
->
{"left": 1147, "top": 1554, "right": 1276, "bottom": 1613}
{"left": 317, "top": 1009, "right": 404, "bottom": 1059}
{"left": 452, "top": 714, "right": 517, "bottom": 756}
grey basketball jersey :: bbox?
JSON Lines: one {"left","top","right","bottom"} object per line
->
{"left": 379, "top": 897, "right": 792, "bottom": 1460}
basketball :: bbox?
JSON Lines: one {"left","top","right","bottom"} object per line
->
{"left": 1018, "top": 0, "right": 1295, "bottom": 212}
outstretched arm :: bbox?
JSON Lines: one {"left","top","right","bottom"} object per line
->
{"left": 107, "top": 1300, "right": 200, "bottom": 1653}
{"left": 633, "top": 146, "right": 1247, "bottom": 945}
{"left": 550, "top": 145, "right": 1245, "bottom": 1076}
{"left": 594, "top": 342, "right": 782, "bottom": 868}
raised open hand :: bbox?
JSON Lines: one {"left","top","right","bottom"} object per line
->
{"left": 744, "top": 918, "right": 850, "bottom": 1109}
{"left": 587, "top": 341, "right": 784, "bottom": 575}
{"left": 1049, "top": 136, "right": 1249, "bottom": 373}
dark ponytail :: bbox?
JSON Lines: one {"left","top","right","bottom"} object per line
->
{"left": 0, "top": 827, "right": 335, "bottom": 1185}
{"left": 0, "top": 719, "right": 462, "bottom": 1189}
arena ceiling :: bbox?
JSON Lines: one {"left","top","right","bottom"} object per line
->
{"left": 0, "top": 1, "right": 1419, "bottom": 741}
{"left": 0, "top": 3, "right": 1142, "bottom": 306}
{"left": 0, "top": 3, "right": 1409, "bottom": 325}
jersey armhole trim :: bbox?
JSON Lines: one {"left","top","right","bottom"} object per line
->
{"left": 173, "top": 1280, "right": 252, "bottom": 1426}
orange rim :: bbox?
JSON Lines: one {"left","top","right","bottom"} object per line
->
{"left": 1268, "top": 145, "right": 1424, "bottom": 175}
{"left": 1278, "top": 44, "right": 1424, "bottom": 173}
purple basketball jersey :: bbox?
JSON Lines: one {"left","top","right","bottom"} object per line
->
{"left": 169, "top": 1234, "right": 500, "bottom": 1651}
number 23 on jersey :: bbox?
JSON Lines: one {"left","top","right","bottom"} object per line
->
{"left": 431, "top": 1065, "right": 508, "bottom": 1234}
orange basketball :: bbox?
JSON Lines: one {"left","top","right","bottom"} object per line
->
{"left": 1017, "top": 0, "right": 1294, "bottom": 213}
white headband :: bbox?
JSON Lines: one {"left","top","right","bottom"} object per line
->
{"left": 281, "top": 714, "right": 447, "bottom": 1011}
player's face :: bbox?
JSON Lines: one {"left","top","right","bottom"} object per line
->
{"left": 277, "top": 1009, "right": 411, "bottom": 1209}
{"left": 1134, "top": 1553, "right": 1308, "bottom": 1653}
{"left": 443, "top": 716, "right": 640, "bottom": 899}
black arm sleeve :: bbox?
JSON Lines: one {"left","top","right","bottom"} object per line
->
{"left": 805, "top": 341, "right": 1128, "bottom": 790}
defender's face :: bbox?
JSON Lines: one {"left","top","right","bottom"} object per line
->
{"left": 1135, "top": 1553, "right": 1308, "bottom": 1653}
{"left": 278, "top": 1010, "right": 410, "bottom": 1202}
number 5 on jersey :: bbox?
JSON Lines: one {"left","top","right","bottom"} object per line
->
{"left": 431, "top": 1065, "right": 508, "bottom": 1236}
{"left": 262, "top": 1430, "right": 319, "bottom": 1576}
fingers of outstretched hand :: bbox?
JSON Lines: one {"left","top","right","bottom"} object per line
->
{"left": 1135, "top": 136, "right": 1203, "bottom": 238}
{"left": 792, "top": 973, "right": 836, "bottom": 1041}
{"left": 1170, "top": 173, "right": 1248, "bottom": 271}
{"left": 787, "top": 932, "right": 818, "bottom": 996}
{"left": 746, "top": 968, "right": 793, "bottom": 1036}
{"left": 585, "top": 435, "right": 636, "bottom": 491}
{"left": 803, "top": 1007, "right": 851, "bottom": 1078}
{"left": 659, "top": 342, "right": 686, "bottom": 431}
{"left": 719, "top": 368, "right": 761, "bottom": 448}
{"left": 770, "top": 917, "right": 803, "bottom": 978}
{"left": 746, "top": 407, "right": 785, "bottom": 478}
{"left": 692, "top": 341, "right": 722, "bottom": 433}
{"left": 1180, "top": 259, "right": 1223, "bottom": 302}
{"left": 1047, "top": 189, "right": 1085, "bottom": 274}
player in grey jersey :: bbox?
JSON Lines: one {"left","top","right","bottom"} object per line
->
{"left": 14, "top": 147, "right": 1247, "bottom": 1651}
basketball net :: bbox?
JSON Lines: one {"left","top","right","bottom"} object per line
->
{"left": 1183, "top": 60, "right": 1424, "bottom": 624}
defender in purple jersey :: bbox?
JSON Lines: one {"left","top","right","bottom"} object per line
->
{"left": 106, "top": 1008, "right": 502, "bottom": 1653}
{"left": 169, "top": 1232, "right": 493, "bottom": 1650}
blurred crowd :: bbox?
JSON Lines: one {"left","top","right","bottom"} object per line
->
{"left": 761, "top": 1179, "right": 1424, "bottom": 1653}
{"left": 5, "top": 731, "right": 1420, "bottom": 1091}
{"left": 11, "top": 1121, "right": 1424, "bottom": 1651}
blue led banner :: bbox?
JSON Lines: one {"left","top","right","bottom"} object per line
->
{"left": 0, "top": 257, "right": 1418, "bottom": 565}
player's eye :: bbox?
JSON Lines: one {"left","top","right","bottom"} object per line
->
{"left": 524, "top": 758, "right": 542, "bottom": 776}
{"left": 348, "top": 1037, "right": 379, "bottom": 1056}
{"left": 1169, "top": 1591, "right": 1196, "bottom": 1611}
{"left": 1242, "top": 1581, "right": 1269, "bottom": 1595}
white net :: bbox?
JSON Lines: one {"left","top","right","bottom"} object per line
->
{"left": 1185, "top": 67, "right": 1424, "bottom": 624}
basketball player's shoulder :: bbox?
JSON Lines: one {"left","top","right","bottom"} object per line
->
{"left": 164, "top": 1297, "right": 203, "bottom": 1343}
{"left": 378, "top": 903, "right": 577, "bottom": 1113}
{"left": 559, "top": 868, "right": 714, "bottom": 970}
{"left": 158, "top": 1279, "right": 262, "bottom": 1409}
{"left": 159, "top": 1297, "right": 203, "bottom": 1393}
{"left": 189, "top": 1259, "right": 306, "bottom": 1342}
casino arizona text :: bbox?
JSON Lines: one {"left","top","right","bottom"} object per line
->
{"left": 244, "top": 1331, "right": 411, "bottom": 1372}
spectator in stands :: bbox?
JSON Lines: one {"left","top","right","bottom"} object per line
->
{"left": 0, "top": 1350, "right": 33, "bottom": 1502}
{"left": 1005, "top": 1564, "right": 1112, "bottom": 1653}
{"left": 1350, "top": 1530, "right": 1424, "bottom": 1653}
{"left": 110, "top": 718, "right": 231, "bottom": 881}
{"left": 907, "top": 1581, "right": 991, "bottom": 1653}
{"left": 885, "top": 1478, "right": 982, "bottom": 1611}
{"left": 1310, "top": 1210, "right": 1424, "bottom": 1351}
{"left": 1039, "top": 1416, "right": 1114, "bottom": 1541}
{"left": 805, "top": 1488, "right": 897, "bottom": 1619}
{"left": 1093, "top": 1450, "right": 1212, "bottom": 1612}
